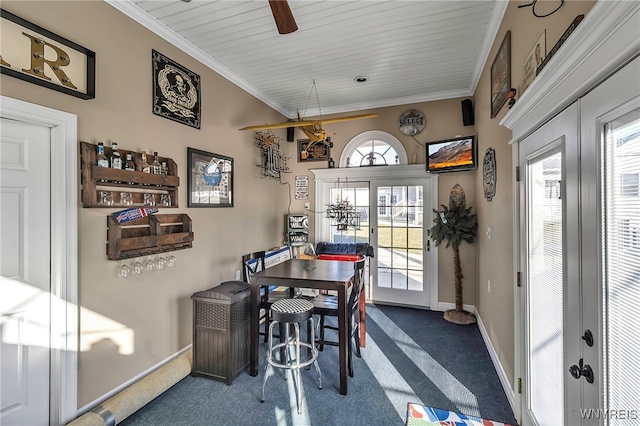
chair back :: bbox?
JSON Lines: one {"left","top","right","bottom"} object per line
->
{"left": 348, "top": 258, "right": 366, "bottom": 310}
{"left": 242, "top": 251, "right": 266, "bottom": 283}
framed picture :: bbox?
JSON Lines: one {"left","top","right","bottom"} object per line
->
{"left": 1, "top": 9, "right": 95, "bottom": 99}
{"left": 298, "top": 139, "right": 330, "bottom": 162}
{"left": 187, "top": 148, "right": 233, "bottom": 207}
{"left": 152, "top": 50, "right": 201, "bottom": 129}
{"left": 490, "top": 31, "right": 511, "bottom": 118}
{"left": 522, "top": 31, "right": 545, "bottom": 93}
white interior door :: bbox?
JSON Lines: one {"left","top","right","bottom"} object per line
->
{"left": 0, "top": 118, "right": 51, "bottom": 425}
{"left": 370, "top": 178, "right": 434, "bottom": 307}
{"left": 519, "top": 57, "right": 640, "bottom": 426}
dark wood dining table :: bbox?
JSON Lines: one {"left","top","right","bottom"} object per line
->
{"left": 249, "top": 258, "right": 356, "bottom": 395}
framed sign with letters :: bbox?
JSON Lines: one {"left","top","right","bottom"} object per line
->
{"left": 152, "top": 50, "right": 201, "bottom": 129}
{"left": 0, "top": 9, "right": 95, "bottom": 99}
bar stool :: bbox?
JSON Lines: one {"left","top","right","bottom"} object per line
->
{"left": 261, "top": 298, "right": 322, "bottom": 414}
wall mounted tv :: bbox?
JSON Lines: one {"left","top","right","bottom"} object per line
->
{"left": 426, "top": 135, "right": 477, "bottom": 173}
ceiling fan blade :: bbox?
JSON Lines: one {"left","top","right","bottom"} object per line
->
{"left": 239, "top": 120, "right": 315, "bottom": 131}
{"left": 268, "top": 0, "right": 298, "bottom": 34}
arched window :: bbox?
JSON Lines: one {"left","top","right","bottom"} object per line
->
{"left": 340, "top": 130, "right": 408, "bottom": 168}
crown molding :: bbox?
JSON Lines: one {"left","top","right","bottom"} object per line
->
{"left": 105, "top": 0, "right": 290, "bottom": 117}
{"left": 500, "top": 1, "right": 640, "bottom": 140}
{"left": 470, "top": 0, "right": 510, "bottom": 95}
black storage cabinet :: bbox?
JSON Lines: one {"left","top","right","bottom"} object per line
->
{"left": 191, "top": 281, "right": 251, "bottom": 385}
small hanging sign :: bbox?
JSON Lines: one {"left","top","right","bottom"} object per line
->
{"left": 295, "top": 175, "right": 309, "bottom": 200}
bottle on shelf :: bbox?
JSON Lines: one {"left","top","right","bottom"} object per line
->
{"left": 141, "top": 151, "right": 151, "bottom": 174}
{"left": 161, "top": 161, "right": 168, "bottom": 176}
{"left": 328, "top": 157, "right": 335, "bottom": 168}
{"left": 110, "top": 142, "right": 122, "bottom": 169}
{"left": 152, "top": 152, "right": 162, "bottom": 175}
{"left": 124, "top": 153, "right": 136, "bottom": 172}
{"left": 96, "top": 142, "right": 109, "bottom": 168}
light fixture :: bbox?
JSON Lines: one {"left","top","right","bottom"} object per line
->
{"left": 354, "top": 76, "right": 368, "bottom": 83}
{"left": 326, "top": 178, "right": 361, "bottom": 230}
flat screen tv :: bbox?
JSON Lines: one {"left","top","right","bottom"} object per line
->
{"left": 426, "top": 135, "right": 477, "bottom": 173}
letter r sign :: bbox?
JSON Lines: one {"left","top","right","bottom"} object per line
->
{"left": 0, "top": 9, "right": 95, "bottom": 99}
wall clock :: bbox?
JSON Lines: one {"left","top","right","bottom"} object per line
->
{"left": 398, "top": 109, "right": 426, "bottom": 136}
{"left": 483, "top": 147, "right": 497, "bottom": 201}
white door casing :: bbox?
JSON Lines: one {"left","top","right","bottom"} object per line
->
{"left": 0, "top": 96, "right": 78, "bottom": 425}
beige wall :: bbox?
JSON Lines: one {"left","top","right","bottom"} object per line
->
{"left": 0, "top": 0, "right": 597, "bottom": 413}
{"left": 287, "top": 100, "right": 478, "bottom": 308}
{"left": 1, "top": 1, "right": 291, "bottom": 407}
{"left": 472, "top": 0, "right": 595, "bottom": 387}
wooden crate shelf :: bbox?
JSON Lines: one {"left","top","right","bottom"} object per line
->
{"left": 107, "top": 213, "right": 193, "bottom": 260}
{"left": 81, "top": 142, "right": 179, "bottom": 208}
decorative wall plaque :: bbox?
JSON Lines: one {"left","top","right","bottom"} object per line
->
{"left": 398, "top": 109, "right": 426, "bottom": 136}
{"left": 152, "top": 50, "right": 201, "bottom": 129}
{"left": 0, "top": 9, "right": 95, "bottom": 99}
{"left": 483, "top": 147, "right": 497, "bottom": 201}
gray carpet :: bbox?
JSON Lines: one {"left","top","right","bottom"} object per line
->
{"left": 121, "top": 304, "right": 518, "bottom": 425}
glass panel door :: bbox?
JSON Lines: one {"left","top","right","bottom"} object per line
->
{"left": 527, "top": 147, "right": 564, "bottom": 426}
{"left": 601, "top": 108, "right": 640, "bottom": 423}
{"left": 372, "top": 180, "right": 429, "bottom": 306}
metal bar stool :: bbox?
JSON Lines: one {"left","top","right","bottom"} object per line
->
{"left": 261, "top": 298, "right": 322, "bottom": 414}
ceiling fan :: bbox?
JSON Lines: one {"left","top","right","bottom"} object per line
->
{"left": 181, "top": 0, "right": 298, "bottom": 35}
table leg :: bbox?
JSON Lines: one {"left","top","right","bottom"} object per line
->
{"left": 338, "top": 283, "right": 348, "bottom": 395}
{"left": 250, "top": 282, "right": 259, "bottom": 376}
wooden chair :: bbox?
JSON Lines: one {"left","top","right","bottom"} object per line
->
{"left": 242, "top": 251, "right": 294, "bottom": 342}
{"left": 311, "top": 258, "right": 366, "bottom": 377}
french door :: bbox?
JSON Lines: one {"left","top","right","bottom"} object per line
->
{"left": 519, "top": 57, "right": 640, "bottom": 426}
{"left": 370, "top": 178, "right": 435, "bottom": 307}
{"left": 313, "top": 165, "right": 437, "bottom": 308}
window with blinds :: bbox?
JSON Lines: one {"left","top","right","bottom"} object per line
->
{"left": 602, "top": 108, "right": 640, "bottom": 423}
{"left": 527, "top": 148, "right": 564, "bottom": 426}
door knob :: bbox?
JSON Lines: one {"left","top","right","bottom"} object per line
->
{"left": 569, "top": 358, "right": 594, "bottom": 383}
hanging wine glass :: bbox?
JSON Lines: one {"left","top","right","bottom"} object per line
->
{"left": 133, "top": 258, "right": 143, "bottom": 275}
{"left": 156, "top": 256, "right": 166, "bottom": 270}
{"left": 118, "top": 262, "right": 131, "bottom": 279}
{"left": 167, "top": 255, "right": 177, "bottom": 268}
{"left": 144, "top": 256, "right": 156, "bottom": 272}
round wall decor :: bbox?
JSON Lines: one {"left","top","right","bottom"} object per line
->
{"left": 483, "top": 147, "right": 497, "bottom": 201}
{"left": 398, "top": 109, "right": 426, "bottom": 136}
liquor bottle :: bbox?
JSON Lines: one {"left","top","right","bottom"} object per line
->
{"left": 328, "top": 157, "right": 335, "bottom": 168}
{"left": 110, "top": 142, "right": 122, "bottom": 169}
{"left": 152, "top": 152, "right": 162, "bottom": 175}
{"left": 124, "top": 153, "right": 136, "bottom": 171}
{"left": 141, "top": 151, "right": 151, "bottom": 174}
{"left": 161, "top": 161, "right": 168, "bottom": 176}
{"left": 96, "top": 142, "right": 109, "bottom": 168}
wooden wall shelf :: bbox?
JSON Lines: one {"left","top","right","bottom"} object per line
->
{"left": 80, "top": 142, "right": 179, "bottom": 208}
{"left": 107, "top": 213, "right": 193, "bottom": 260}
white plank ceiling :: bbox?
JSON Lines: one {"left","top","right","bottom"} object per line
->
{"left": 109, "top": 0, "right": 506, "bottom": 118}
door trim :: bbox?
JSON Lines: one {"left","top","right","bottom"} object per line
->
{"left": 1, "top": 95, "right": 79, "bottom": 425}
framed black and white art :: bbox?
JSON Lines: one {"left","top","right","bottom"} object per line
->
{"left": 152, "top": 50, "right": 201, "bottom": 129}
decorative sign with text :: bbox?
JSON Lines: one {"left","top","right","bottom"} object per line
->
{"left": 152, "top": 49, "right": 201, "bottom": 129}
{"left": 295, "top": 175, "right": 309, "bottom": 200}
{"left": 0, "top": 9, "right": 95, "bottom": 99}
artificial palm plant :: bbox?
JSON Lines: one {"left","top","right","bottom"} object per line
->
{"left": 427, "top": 198, "right": 478, "bottom": 324}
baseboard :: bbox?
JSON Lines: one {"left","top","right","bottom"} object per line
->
{"left": 433, "top": 302, "right": 475, "bottom": 313}
{"left": 475, "top": 310, "right": 516, "bottom": 414}
{"left": 76, "top": 345, "right": 193, "bottom": 417}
